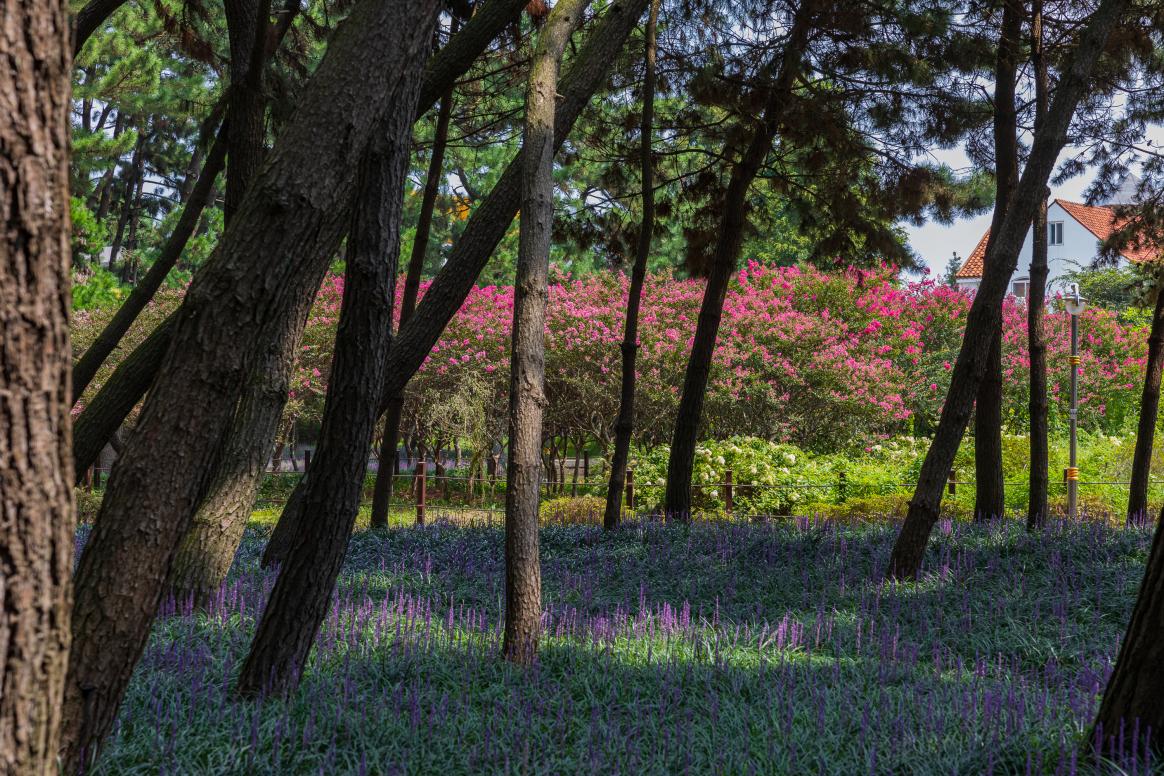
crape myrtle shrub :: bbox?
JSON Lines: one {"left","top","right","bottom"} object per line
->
{"left": 284, "top": 262, "right": 1150, "bottom": 453}
{"left": 71, "top": 262, "right": 1149, "bottom": 455}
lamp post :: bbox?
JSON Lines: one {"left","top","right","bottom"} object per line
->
{"left": 1064, "top": 283, "right": 1086, "bottom": 520}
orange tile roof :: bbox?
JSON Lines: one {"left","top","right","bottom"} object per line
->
{"left": 1055, "top": 199, "right": 1158, "bottom": 264}
{"left": 955, "top": 199, "right": 1160, "bottom": 279}
{"left": 955, "top": 230, "right": 990, "bottom": 278}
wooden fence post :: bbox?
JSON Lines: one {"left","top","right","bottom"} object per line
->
{"left": 724, "top": 469, "right": 733, "bottom": 517}
{"left": 947, "top": 468, "right": 956, "bottom": 496}
{"left": 625, "top": 468, "right": 634, "bottom": 511}
{"left": 416, "top": 460, "right": 427, "bottom": 526}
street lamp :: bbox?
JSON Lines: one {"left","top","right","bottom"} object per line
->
{"left": 1064, "top": 283, "right": 1086, "bottom": 520}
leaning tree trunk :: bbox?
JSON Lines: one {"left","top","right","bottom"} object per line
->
{"left": 1127, "top": 286, "right": 1164, "bottom": 525}
{"left": 67, "top": 0, "right": 532, "bottom": 509}
{"left": 106, "top": 127, "right": 146, "bottom": 273}
{"left": 0, "top": 2, "right": 74, "bottom": 773}
{"left": 370, "top": 84, "right": 455, "bottom": 528}
{"left": 1092, "top": 506, "right": 1164, "bottom": 756}
{"left": 663, "top": 6, "right": 814, "bottom": 519}
{"left": 60, "top": 1, "right": 445, "bottom": 766}
{"left": 72, "top": 128, "right": 226, "bottom": 399}
{"left": 502, "top": 0, "right": 591, "bottom": 664}
{"left": 235, "top": 6, "right": 435, "bottom": 696}
{"left": 974, "top": 0, "right": 1021, "bottom": 524}
{"left": 263, "top": 0, "right": 651, "bottom": 564}
{"left": 1027, "top": 0, "right": 1050, "bottom": 530}
{"left": 603, "top": 0, "right": 658, "bottom": 530}
{"left": 167, "top": 305, "right": 308, "bottom": 606}
{"left": 886, "top": 0, "right": 1128, "bottom": 580}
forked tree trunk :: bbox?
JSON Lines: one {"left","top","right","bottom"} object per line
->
{"left": 663, "top": 5, "right": 815, "bottom": 519}
{"left": 1128, "top": 287, "right": 1164, "bottom": 525}
{"left": 107, "top": 127, "right": 146, "bottom": 272}
{"left": 1, "top": 4, "right": 73, "bottom": 773}
{"left": 1027, "top": 0, "right": 1050, "bottom": 530}
{"left": 974, "top": 0, "right": 1021, "bottom": 524}
{"left": 503, "top": 0, "right": 591, "bottom": 664}
{"left": 263, "top": 0, "right": 650, "bottom": 563}
{"left": 370, "top": 85, "right": 455, "bottom": 528}
{"left": 60, "top": 2, "right": 444, "bottom": 766}
{"left": 235, "top": 7, "right": 435, "bottom": 696}
{"left": 885, "top": 0, "right": 1127, "bottom": 580}
{"left": 67, "top": 0, "right": 532, "bottom": 504}
{"left": 603, "top": 0, "right": 658, "bottom": 530}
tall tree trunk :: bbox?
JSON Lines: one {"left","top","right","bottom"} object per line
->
{"left": 1024, "top": 0, "right": 1052, "bottom": 530}
{"left": 502, "top": 0, "right": 590, "bottom": 664}
{"left": 1027, "top": 0, "right": 1050, "bottom": 530}
{"left": 974, "top": 0, "right": 1021, "bottom": 524}
{"left": 370, "top": 84, "right": 455, "bottom": 529}
{"left": 236, "top": 4, "right": 436, "bottom": 697}
{"left": 223, "top": 0, "right": 270, "bottom": 221}
{"left": 885, "top": 0, "right": 1128, "bottom": 580}
{"left": 603, "top": 0, "right": 658, "bottom": 530}
{"left": 1128, "top": 287, "right": 1164, "bottom": 525}
{"left": 60, "top": 2, "right": 444, "bottom": 766}
{"left": 663, "top": 5, "right": 815, "bottom": 519}
{"left": 68, "top": 0, "right": 531, "bottom": 504}
{"left": 73, "top": 128, "right": 227, "bottom": 400}
{"left": 0, "top": 2, "right": 73, "bottom": 773}
{"left": 263, "top": 0, "right": 651, "bottom": 565}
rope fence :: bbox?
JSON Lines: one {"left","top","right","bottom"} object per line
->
{"left": 78, "top": 460, "right": 1164, "bottom": 525}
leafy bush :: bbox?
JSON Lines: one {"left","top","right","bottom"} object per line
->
{"left": 539, "top": 495, "right": 605, "bottom": 525}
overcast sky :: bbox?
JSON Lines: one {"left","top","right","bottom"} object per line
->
{"left": 903, "top": 125, "right": 1164, "bottom": 279}
{"left": 901, "top": 148, "right": 1100, "bottom": 280}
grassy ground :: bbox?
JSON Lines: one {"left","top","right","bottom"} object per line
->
{"left": 90, "top": 516, "right": 1155, "bottom": 775}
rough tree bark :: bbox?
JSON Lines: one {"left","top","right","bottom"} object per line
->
{"left": 263, "top": 0, "right": 651, "bottom": 565}
{"left": 0, "top": 2, "right": 74, "bottom": 773}
{"left": 59, "top": 1, "right": 447, "bottom": 767}
{"left": 603, "top": 0, "right": 659, "bottom": 531}
{"left": 974, "top": 0, "right": 1021, "bottom": 524}
{"left": 1094, "top": 486, "right": 1164, "bottom": 753}
{"left": 502, "top": 0, "right": 591, "bottom": 664}
{"left": 369, "top": 84, "right": 455, "bottom": 529}
{"left": 223, "top": 0, "right": 269, "bottom": 221}
{"left": 72, "top": 127, "right": 226, "bottom": 400}
{"left": 663, "top": 4, "right": 815, "bottom": 519}
{"left": 1127, "top": 286, "right": 1164, "bottom": 525}
{"left": 166, "top": 305, "right": 308, "bottom": 606}
{"left": 68, "top": 0, "right": 531, "bottom": 500}
{"left": 235, "top": 1, "right": 436, "bottom": 696}
{"left": 885, "top": 0, "right": 1128, "bottom": 580}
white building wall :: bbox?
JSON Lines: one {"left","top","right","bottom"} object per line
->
{"left": 954, "top": 201, "right": 1126, "bottom": 299}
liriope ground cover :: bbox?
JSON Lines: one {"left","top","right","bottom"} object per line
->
{"left": 89, "top": 518, "right": 1154, "bottom": 774}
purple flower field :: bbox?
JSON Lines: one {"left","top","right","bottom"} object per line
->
{"left": 88, "top": 518, "right": 1154, "bottom": 774}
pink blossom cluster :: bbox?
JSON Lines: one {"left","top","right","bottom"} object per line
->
{"left": 289, "top": 263, "right": 1149, "bottom": 450}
